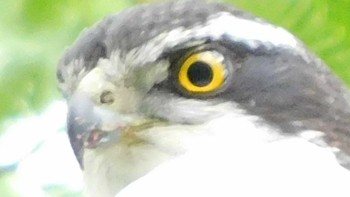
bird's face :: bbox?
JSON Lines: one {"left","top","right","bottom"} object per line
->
{"left": 57, "top": 1, "right": 350, "bottom": 196}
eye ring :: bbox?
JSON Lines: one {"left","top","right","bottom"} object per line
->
{"left": 178, "top": 51, "right": 226, "bottom": 93}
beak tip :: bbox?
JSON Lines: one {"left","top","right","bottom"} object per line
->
{"left": 67, "top": 115, "right": 85, "bottom": 169}
{"left": 67, "top": 93, "right": 96, "bottom": 169}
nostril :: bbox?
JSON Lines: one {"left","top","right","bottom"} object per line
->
{"left": 100, "top": 90, "right": 114, "bottom": 104}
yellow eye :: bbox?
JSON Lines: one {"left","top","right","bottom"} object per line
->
{"left": 178, "top": 51, "right": 226, "bottom": 93}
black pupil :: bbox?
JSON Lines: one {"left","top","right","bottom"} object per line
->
{"left": 187, "top": 61, "right": 213, "bottom": 87}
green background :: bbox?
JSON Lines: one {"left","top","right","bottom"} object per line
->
{"left": 0, "top": 0, "right": 349, "bottom": 196}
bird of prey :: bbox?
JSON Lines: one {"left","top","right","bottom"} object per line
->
{"left": 57, "top": 1, "right": 350, "bottom": 197}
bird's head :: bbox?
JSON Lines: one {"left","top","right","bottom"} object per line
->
{"left": 57, "top": 0, "right": 350, "bottom": 195}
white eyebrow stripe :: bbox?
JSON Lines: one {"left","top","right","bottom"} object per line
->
{"left": 202, "top": 12, "right": 299, "bottom": 49}
{"left": 121, "top": 12, "right": 307, "bottom": 68}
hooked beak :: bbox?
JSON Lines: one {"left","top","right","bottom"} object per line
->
{"left": 67, "top": 92, "right": 168, "bottom": 169}
{"left": 67, "top": 93, "right": 123, "bottom": 169}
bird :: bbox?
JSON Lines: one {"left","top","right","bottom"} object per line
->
{"left": 57, "top": 0, "right": 350, "bottom": 197}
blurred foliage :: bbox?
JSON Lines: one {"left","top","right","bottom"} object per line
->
{"left": 0, "top": 0, "right": 150, "bottom": 127}
{"left": 0, "top": 0, "right": 349, "bottom": 196}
